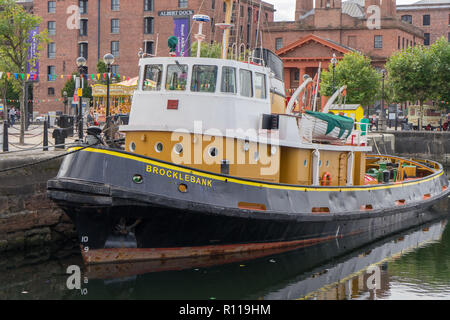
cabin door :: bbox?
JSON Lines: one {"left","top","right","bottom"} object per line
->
{"left": 338, "top": 153, "right": 348, "bottom": 186}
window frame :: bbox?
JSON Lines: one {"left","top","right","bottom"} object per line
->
{"left": 165, "top": 64, "right": 189, "bottom": 91}
{"left": 191, "top": 65, "right": 218, "bottom": 93}
{"left": 424, "top": 33, "right": 430, "bottom": 46}
{"left": 111, "top": 0, "right": 120, "bottom": 11}
{"left": 221, "top": 66, "right": 237, "bottom": 94}
{"left": 111, "top": 41, "right": 120, "bottom": 57}
{"left": 48, "top": 1, "right": 56, "bottom": 13}
{"left": 144, "top": 0, "right": 153, "bottom": 11}
{"left": 111, "top": 19, "right": 120, "bottom": 34}
{"left": 142, "top": 64, "right": 163, "bottom": 91}
{"left": 48, "top": 21, "right": 56, "bottom": 36}
{"left": 48, "top": 42, "right": 56, "bottom": 59}
{"left": 80, "top": 19, "right": 88, "bottom": 36}
{"left": 79, "top": 0, "right": 88, "bottom": 14}
{"left": 144, "top": 17, "right": 154, "bottom": 34}
{"left": 254, "top": 72, "right": 267, "bottom": 100}
{"left": 423, "top": 14, "right": 430, "bottom": 26}
{"left": 239, "top": 69, "right": 253, "bottom": 98}
{"left": 374, "top": 35, "right": 383, "bottom": 49}
{"left": 47, "top": 66, "right": 56, "bottom": 82}
{"left": 79, "top": 42, "right": 88, "bottom": 59}
{"left": 178, "top": 0, "right": 188, "bottom": 9}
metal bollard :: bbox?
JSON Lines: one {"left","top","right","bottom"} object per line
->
{"left": 2, "top": 121, "right": 8, "bottom": 152}
{"left": 43, "top": 120, "right": 49, "bottom": 151}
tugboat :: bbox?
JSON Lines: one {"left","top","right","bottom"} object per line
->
{"left": 48, "top": 1, "right": 449, "bottom": 265}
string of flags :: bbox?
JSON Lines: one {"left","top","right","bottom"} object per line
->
{"left": 1, "top": 98, "right": 65, "bottom": 103}
{"left": 0, "top": 71, "right": 132, "bottom": 82}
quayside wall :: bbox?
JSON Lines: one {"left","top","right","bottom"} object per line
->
{"left": 0, "top": 152, "right": 76, "bottom": 253}
{"left": 368, "top": 131, "right": 450, "bottom": 168}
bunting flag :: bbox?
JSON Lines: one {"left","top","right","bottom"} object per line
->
{"left": 0, "top": 70, "right": 134, "bottom": 84}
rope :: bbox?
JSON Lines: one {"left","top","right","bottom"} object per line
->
{"left": 0, "top": 141, "right": 101, "bottom": 174}
{"left": 1, "top": 142, "right": 80, "bottom": 155}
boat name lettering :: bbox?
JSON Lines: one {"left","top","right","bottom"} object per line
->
{"left": 146, "top": 165, "right": 212, "bottom": 187}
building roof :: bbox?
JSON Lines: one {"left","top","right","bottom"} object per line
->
{"left": 276, "top": 34, "right": 355, "bottom": 56}
{"left": 342, "top": 0, "right": 366, "bottom": 19}
{"left": 413, "top": 0, "right": 450, "bottom": 4}
{"left": 398, "top": 0, "right": 450, "bottom": 9}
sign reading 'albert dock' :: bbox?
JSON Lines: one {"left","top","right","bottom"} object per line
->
{"left": 158, "top": 10, "right": 194, "bottom": 17}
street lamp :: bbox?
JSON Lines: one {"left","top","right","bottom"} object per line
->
{"left": 380, "top": 69, "right": 386, "bottom": 131}
{"left": 76, "top": 56, "right": 87, "bottom": 140}
{"left": 63, "top": 91, "right": 68, "bottom": 115}
{"left": 331, "top": 53, "right": 337, "bottom": 94}
{"left": 103, "top": 53, "right": 114, "bottom": 120}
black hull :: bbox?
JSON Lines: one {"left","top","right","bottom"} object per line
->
{"left": 47, "top": 146, "right": 450, "bottom": 264}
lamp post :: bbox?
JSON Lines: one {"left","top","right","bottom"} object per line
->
{"left": 103, "top": 53, "right": 114, "bottom": 140}
{"left": 76, "top": 56, "right": 87, "bottom": 140}
{"left": 331, "top": 53, "right": 337, "bottom": 94}
{"left": 63, "top": 91, "right": 68, "bottom": 115}
{"left": 380, "top": 69, "right": 386, "bottom": 131}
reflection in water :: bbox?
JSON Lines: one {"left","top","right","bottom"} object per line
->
{"left": 1, "top": 199, "right": 449, "bottom": 300}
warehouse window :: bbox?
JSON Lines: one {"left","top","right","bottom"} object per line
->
{"left": 374, "top": 35, "right": 383, "bottom": 49}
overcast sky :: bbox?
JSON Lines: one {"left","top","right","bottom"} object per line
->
{"left": 274, "top": 0, "right": 418, "bottom": 21}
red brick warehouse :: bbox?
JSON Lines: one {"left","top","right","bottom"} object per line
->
{"left": 30, "top": 0, "right": 275, "bottom": 115}
{"left": 265, "top": 0, "right": 423, "bottom": 97}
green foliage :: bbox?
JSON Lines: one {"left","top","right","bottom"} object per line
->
{"left": 320, "top": 51, "right": 381, "bottom": 107}
{"left": 430, "top": 37, "right": 450, "bottom": 109}
{"left": 191, "top": 41, "right": 222, "bottom": 58}
{"left": 385, "top": 44, "right": 437, "bottom": 107}
{"left": 60, "top": 72, "right": 91, "bottom": 99}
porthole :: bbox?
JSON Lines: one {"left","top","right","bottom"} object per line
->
{"left": 304, "top": 159, "right": 308, "bottom": 167}
{"left": 178, "top": 183, "right": 188, "bottom": 193}
{"left": 155, "top": 142, "right": 163, "bottom": 153}
{"left": 319, "top": 160, "right": 322, "bottom": 167}
{"left": 132, "top": 174, "right": 143, "bottom": 184}
{"left": 129, "top": 142, "right": 136, "bottom": 152}
{"left": 209, "top": 147, "right": 218, "bottom": 157}
{"left": 174, "top": 143, "right": 183, "bottom": 154}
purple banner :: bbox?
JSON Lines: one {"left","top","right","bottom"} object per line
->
{"left": 26, "top": 26, "right": 39, "bottom": 81}
{"left": 173, "top": 18, "right": 190, "bottom": 57}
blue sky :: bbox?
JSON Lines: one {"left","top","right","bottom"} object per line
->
{"left": 274, "top": 0, "right": 418, "bottom": 21}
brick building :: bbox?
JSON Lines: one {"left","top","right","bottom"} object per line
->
{"left": 30, "top": 0, "right": 275, "bottom": 114}
{"left": 264, "top": 0, "right": 424, "bottom": 92}
{"left": 397, "top": 0, "right": 450, "bottom": 46}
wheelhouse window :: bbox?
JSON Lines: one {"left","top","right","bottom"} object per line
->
{"left": 166, "top": 64, "right": 188, "bottom": 91}
{"left": 254, "top": 72, "right": 266, "bottom": 99}
{"left": 191, "top": 65, "right": 217, "bottom": 93}
{"left": 239, "top": 69, "right": 253, "bottom": 97}
{"left": 142, "top": 64, "right": 162, "bottom": 91}
{"left": 221, "top": 66, "right": 236, "bottom": 94}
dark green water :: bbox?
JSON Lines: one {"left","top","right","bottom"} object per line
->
{"left": 1, "top": 199, "right": 449, "bottom": 300}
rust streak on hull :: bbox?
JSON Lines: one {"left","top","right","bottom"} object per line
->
{"left": 82, "top": 234, "right": 342, "bottom": 265}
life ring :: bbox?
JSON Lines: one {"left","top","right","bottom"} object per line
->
{"left": 321, "top": 172, "right": 332, "bottom": 186}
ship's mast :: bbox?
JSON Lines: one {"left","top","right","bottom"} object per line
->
{"left": 222, "top": 0, "right": 233, "bottom": 59}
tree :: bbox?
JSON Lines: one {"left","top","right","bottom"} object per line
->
{"left": 0, "top": 0, "right": 49, "bottom": 144}
{"left": 430, "top": 37, "right": 450, "bottom": 110}
{"left": 320, "top": 51, "right": 381, "bottom": 107}
{"left": 386, "top": 44, "right": 438, "bottom": 130}
{"left": 191, "top": 41, "right": 222, "bottom": 58}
